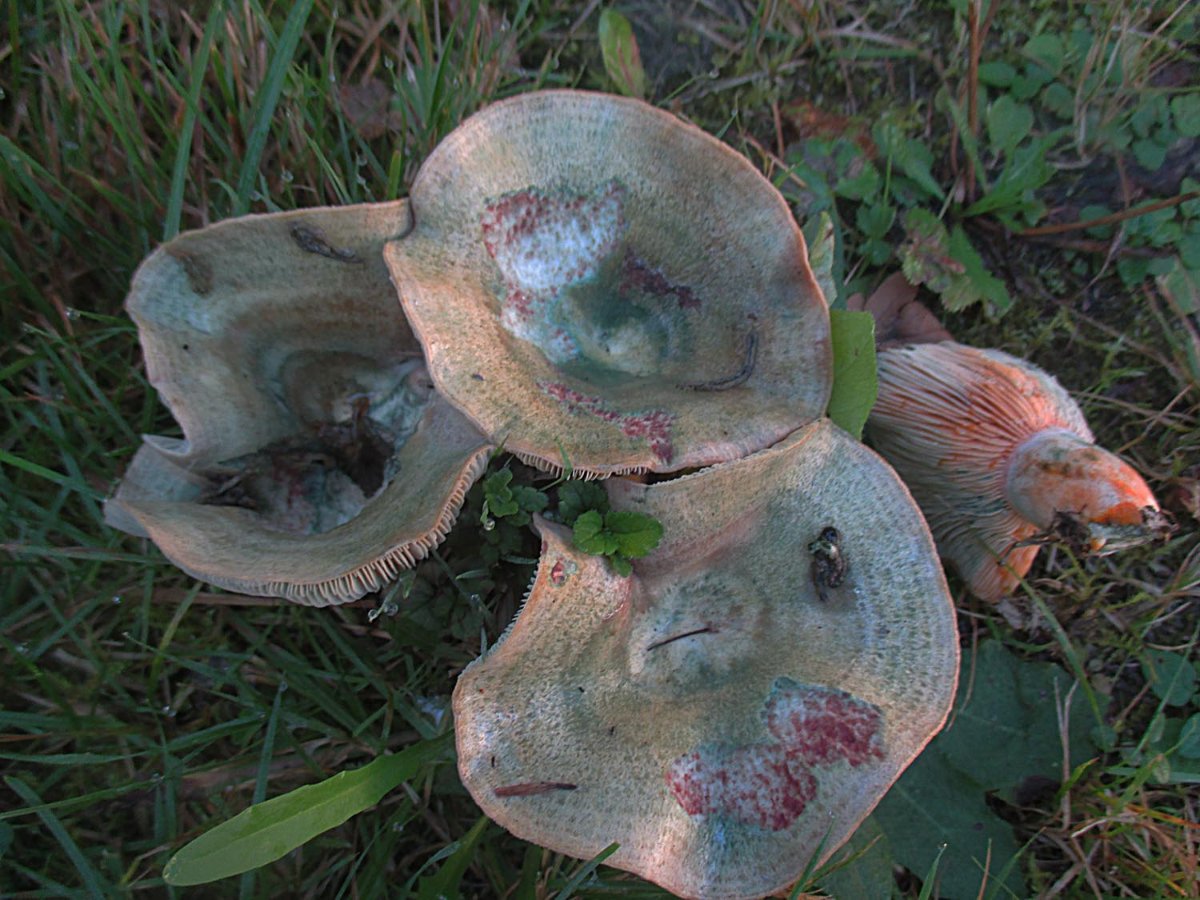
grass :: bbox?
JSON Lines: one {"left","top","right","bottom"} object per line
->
{"left": 2, "top": 0, "right": 1198, "bottom": 897}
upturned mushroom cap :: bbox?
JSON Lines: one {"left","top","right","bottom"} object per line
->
{"left": 105, "top": 202, "right": 493, "bottom": 605}
{"left": 384, "top": 90, "right": 831, "bottom": 477}
{"left": 453, "top": 419, "right": 958, "bottom": 899}
{"left": 868, "top": 342, "right": 1166, "bottom": 602}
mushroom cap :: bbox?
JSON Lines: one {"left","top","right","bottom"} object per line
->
{"left": 453, "top": 419, "right": 958, "bottom": 899}
{"left": 384, "top": 90, "right": 831, "bottom": 477}
{"left": 105, "top": 202, "right": 493, "bottom": 604}
{"left": 868, "top": 341, "right": 1163, "bottom": 601}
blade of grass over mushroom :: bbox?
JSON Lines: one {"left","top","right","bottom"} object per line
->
{"left": 162, "top": 733, "right": 453, "bottom": 886}
{"left": 827, "top": 309, "right": 877, "bottom": 439}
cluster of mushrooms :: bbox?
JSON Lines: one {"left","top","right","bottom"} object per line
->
{"left": 107, "top": 91, "right": 1167, "bottom": 899}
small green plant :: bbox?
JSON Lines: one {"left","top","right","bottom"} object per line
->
{"left": 554, "top": 479, "right": 663, "bottom": 576}
{"left": 478, "top": 467, "right": 549, "bottom": 565}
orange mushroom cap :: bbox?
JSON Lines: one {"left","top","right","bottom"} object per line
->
{"left": 384, "top": 90, "right": 831, "bottom": 477}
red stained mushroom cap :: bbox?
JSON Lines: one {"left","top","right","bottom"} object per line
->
{"left": 384, "top": 90, "right": 831, "bottom": 477}
{"left": 453, "top": 419, "right": 958, "bottom": 899}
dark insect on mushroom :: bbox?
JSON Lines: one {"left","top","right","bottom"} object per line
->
{"left": 808, "top": 525, "right": 847, "bottom": 602}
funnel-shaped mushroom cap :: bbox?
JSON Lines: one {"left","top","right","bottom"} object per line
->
{"left": 453, "top": 419, "right": 958, "bottom": 899}
{"left": 384, "top": 90, "right": 831, "bottom": 476}
{"left": 868, "top": 342, "right": 1167, "bottom": 602}
{"left": 105, "top": 203, "right": 493, "bottom": 604}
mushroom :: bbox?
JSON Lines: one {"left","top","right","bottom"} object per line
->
{"left": 868, "top": 341, "right": 1170, "bottom": 602}
{"left": 105, "top": 202, "right": 493, "bottom": 605}
{"left": 453, "top": 419, "right": 958, "bottom": 899}
{"left": 383, "top": 90, "right": 831, "bottom": 477}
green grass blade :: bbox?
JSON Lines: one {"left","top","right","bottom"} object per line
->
{"left": 162, "top": 731, "right": 453, "bottom": 886}
{"left": 552, "top": 842, "right": 620, "bottom": 898}
{"left": 5, "top": 776, "right": 113, "bottom": 896}
{"left": 164, "top": 0, "right": 225, "bottom": 240}
{"left": 232, "top": 0, "right": 315, "bottom": 215}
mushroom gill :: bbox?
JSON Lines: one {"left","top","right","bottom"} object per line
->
{"left": 453, "top": 419, "right": 958, "bottom": 899}
{"left": 868, "top": 341, "right": 1169, "bottom": 602}
{"left": 105, "top": 202, "right": 493, "bottom": 605}
{"left": 384, "top": 90, "right": 831, "bottom": 477}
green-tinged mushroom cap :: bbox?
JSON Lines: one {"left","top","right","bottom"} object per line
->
{"left": 453, "top": 419, "right": 958, "bottom": 899}
{"left": 384, "top": 90, "right": 831, "bottom": 477}
{"left": 105, "top": 202, "right": 493, "bottom": 605}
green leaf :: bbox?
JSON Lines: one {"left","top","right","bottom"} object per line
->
{"left": 873, "top": 118, "right": 945, "bottom": 201}
{"left": 986, "top": 95, "right": 1033, "bottom": 157}
{"left": 900, "top": 210, "right": 1012, "bottom": 316}
{"left": 573, "top": 509, "right": 618, "bottom": 556}
{"left": 816, "top": 815, "right": 895, "bottom": 898}
{"left": 1041, "top": 82, "right": 1074, "bottom": 119}
{"left": 936, "top": 641, "right": 1097, "bottom": 799}
{"left": 557, "top": 480, "right": 610, "bottom": 526}
{"left": 827, "top": 310, "right": 877, "bottom": 439}
{"left": 609, "top": 555, "right": 633, "bottom": 577}
{"left": 1133, "top": 137, "right": 1168, "bottom": 171}
{"left": 483, "top": 469, "right": 518, "bottom": 519}
{"left": 1171, "top": 94, "right": 1200, "bottom": 137}
{"left": 855, "top": 202, "right": 896, "bottom": 240}
{"left": 946, "top": 226, "right": 1013, "bottom": 315}
{"left": 163, "top": 734, "right": 452, "bottom": 885}
{"left": 1143, "top": 650, "right": 1197, "bottom": 707}
{"left": 1177, "top": 714, "right": 1200, "bottom": 759}
{"left": 833, "top": 162, "right": 880, "bottom": 201}
{"left": 875, "top": 747, "right": 1025, "bottom": 899}
{"left": 512, "top": 484, "right": 549, "bottom": 514}
{"left": 803, "top": 212, "right": 840, "bottom": 308}
{"left": 977, "top": 61, "right": 1016, "bottom": 87}
{"left": 1022, "top": 34, "right": 1064, "bottom": 75}
{"left": 604, "top": 510, "right": 663, "bottom": 559}
{"left": 598, "top": 9, "right": 646, "bottom": 100}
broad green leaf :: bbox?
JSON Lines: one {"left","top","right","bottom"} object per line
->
{"left": 609, "top": 555, "right": 633, "bottom": 577}
{"left": 986, "top": 95, "right": 1033, "bottom": 157}
{"left": 855, "top": 202, "right": 895, "bottom": 240}
{"left": 875, "top": 746, "right": 1024, "bottom": 899}
{"left": 598, "top": 9, "right": 646, "bottom": 100}
{"left": 946, "top": 225, "right": 1013, "bottom": 316}
{"left": 936, "top": 641, "right": 1097, "bottom": 799}
{"left": 1041, "top": 82, "right": 1074, "bottom": 119}
{"left": 512, "top": 484, "right": 549, "bottom": 514}
{"left": 604, "top": 510, "right": 663, "bottom": 559}
{"left": 1133, "top": 137, "right": 1168, "bottom": 171}
{"left": 1171, "top": 94, "right": 1200, "bottom": 137}
{"left": 483, "top": 469, "right": 518, "bottom": 518}
{"left": 873, "top": 119, "right": 945, "bottom": 201}
{"left": 1022, "top": 34, "right": 1064, "bottom": 75}
{"left": 1178, "top": 714, "right": 1200, "bottom": 759}
{"left": 163, "top": 734, "right": 453, "bottom": 885}
{"left": 1143, "top": 650, "right": 1197, "bottom": 707}
{"left": 977, "top": 61, "right": 1016, "bottom": 87}
{"left": 827, "top": 310, "right": 877, "bottom": 439}
{"left": 557, "top": 479, "right": 609, "bottom": 526}
{"left": 573, "top": 509, "right": 618, "bottom": 556}
{"left": 816, "top": 815, "right": 895, "bottom": 899}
